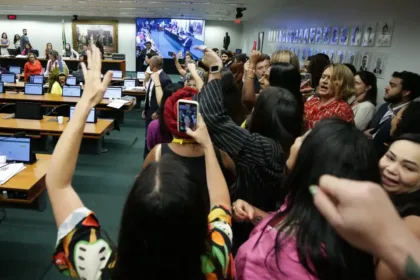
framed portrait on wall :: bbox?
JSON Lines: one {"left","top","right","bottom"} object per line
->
{"left": 298, "top": 29, "right": 304, "bottom": 44}
{"left": 309, "top": 28, "right": 316, "bottom": 44}
{"left": 358, "top": 52, "right": 372, "bottom": 71}
{"left": 323, "top": 27, "right": 331, "bottom": 45}
{"left": 362, "top": 23, "right": 377, "bottom": 47}
{"left": 376, "top": 21, "right": 394, "bottom": 47}
{"left": 371, "top": 52, "right": 389, "bottom": 78}
{"left": 346, "top": 50, "right": 359, "bottom": 66}
{"left": 303, "top": 29, "right": 309, "bottom": 44}
{"left": 337, "top": 50, "right": 345, "bottom": 63}
{"left": 281, "top": 30, "right": 286, "bottom": 43}
{"left": 350, "top": 25, "right": 363, "bottom": 46}
{"left": 339, "top": 27, "right": 349, "bottom": 45}
{"left": 315, "top": 27, "right": 323, "bottom": 44}
{"left": 72, "top": 20, "right": 118, "bottom": 54}
{"left": 330, "top": 27, "right": 339, "bottom": 45}
{"left": 328, "top": 49, "right": 336, "bottom": 62}
{"left": 258, "top": 32, "right": 265, "bottom": 52}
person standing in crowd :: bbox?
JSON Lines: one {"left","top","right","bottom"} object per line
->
{"left": 50, "top": 73, "right": 67, "bottom": 95}
{"left": 365, "top": 71, "right": 420, "bottom": 157}
{"left": 377, "top": 133, "right": 420, "bottom": 279}
{"left": 45, "top": 50, "right": 68, "bottom": 78}
{"left": 13, "top": 34, "right": 21, "bottom": 52}
{"left": 234, "top": 118, "right": 379, "bottom": 280}
{"left": 46, "top": 44, "right": 234, "bottom": 279}
{"left": 271, "top": 50, "right": 300, "bottom": 70}
{"left": 0, "top": 33, "right": 10, "bottom": 56}
{"left": 221, "top": 50, "right": 233, "bottom": 68}
{"left": 62, "top": 43, "right": 79, "bottom": 59}
{"left": 139, "top": 41, "right": 153, "bottom": 71}
{"left": 242, "top": 52, "right": 270, "bottom": 111}
{"left": 306, "top": 53, "right": 330, "bottom": 93}
{"left": 182, "top": 32, "right": 194, "bottom": 57}
{"left": 20, "top": 29, "right": 30, "bottom": 52}
{"left": 143, "top": 56, "right": 172, "bottom": 159}
{"left": 349, "top": 71, "right": 377, "bottom": 130}
{"left": 21, "top": 43, "right": 34, "bottom": 55}
{"left": 212, "top": 48, "right": 220, "bottom": 57}
{"left": 44, "top": 42, "right": 53, "bottom": 58}
{"left": 195, "top": 47, "right": 303, "bottom": 252}
{"left": 23, "top": 53, "right": 42, "bottom": 82}
{"left": 391, "top": 102, "right": 420, "bottom": 137}
{"left": 304, "top": 64, "right": 355, "bottom": 129}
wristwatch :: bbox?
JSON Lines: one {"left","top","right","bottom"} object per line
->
{"left": 210, "top": 64, "right": 222, "bottom": 74}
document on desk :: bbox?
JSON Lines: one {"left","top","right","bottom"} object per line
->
{"left": 107, "top": 99, "right": 129, "bottom": 109}
{"left": 0, "top": 163, "right": 26, "bottom": 185}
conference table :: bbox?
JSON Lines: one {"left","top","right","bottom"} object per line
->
{"left": 0, "top": 56, "right": 126, "bottom": 76}
{"left": 0, "top": 114, "right": 114, "bottom": 154}
{"left": 0, "top": 91, "right": 136, "bottom": 112}
{"left": 0, "top": 154, "right": 50, "bottom": 210}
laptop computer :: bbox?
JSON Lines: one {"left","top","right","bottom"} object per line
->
{"left": 104, "top": 87, "right": 122, "bottom": 99}
{"left": 69, "top": 106, "right": 97, "bottom": 123}
{"left": 62, "top": 85, "right": 82, "bottom": 97}
{"left": 137, "top": 72, "right": 145, "bottom": 80}
{"left": 0, "top": 137, "right": 35, "bottom": 163}
{"left": 24, "top": 83, "right": 44, "bottom": 95}
{"left": 66, "top": 76, "right": 77, "bottom": 86}
{"left": 29, "top": 75, "right": 44, "bottom": 84}
{"left": 7, "top": 49, "right": 18, "bottom": 56}
{"left": 0, "top": 73, "right": 15, "bottom": 83}
{"left": 111, "top": 70, "right": 123, "bottom": 79}
{"left": 16, "top": 102, "right": 43, "bottom": 120}
{"left": 9, "top": 66, "right": 21, "bottom": 74}
{"left": 124, "top": 79, "right": 137, "bottom": 88}
{"left": 0, "top": 82, "right": 4, "bottom": 94}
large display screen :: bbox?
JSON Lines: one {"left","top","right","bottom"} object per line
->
{"left": 135, "top": 18, "right": 206, "bottom": 59}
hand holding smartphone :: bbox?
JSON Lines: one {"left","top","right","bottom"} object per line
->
{"left": 177, "top": 100, "right": 199, "bottom": 133}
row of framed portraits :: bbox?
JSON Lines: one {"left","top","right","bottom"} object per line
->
{"left": 267, "top": 21, "right": 394, "bottom": 47}
{"left": 277, "top": 45, "right": 389, "bottom": 79}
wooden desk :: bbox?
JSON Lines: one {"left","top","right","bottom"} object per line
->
{"left": 123, "top": 88, "right": 146, "bottom": 97}
{"left": 0, "top": 114, "right": 114, "bottom": 139}
{"left": 0, "top": 92, "right": 135, "bottom": 112}
{"left": 0, "top": 56, "right": 126, "bottom": 76}
{"left": 0, "top": 154, "right": 50, "bottom": 204}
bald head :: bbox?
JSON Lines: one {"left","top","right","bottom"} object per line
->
{"left": 150, "top": 56, "right": 163, "bottom": 71}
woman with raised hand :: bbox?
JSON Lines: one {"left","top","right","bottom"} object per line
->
{"left": 233, "top": 118, "right": 379, "bottom": 280}
{"left": 47, "top": 44, "right": 234, "bottom": 279}
{"left": 195, "top": 46, "right": 303, "bottom": 251}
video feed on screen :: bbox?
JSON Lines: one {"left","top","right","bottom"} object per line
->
{"left": 135, "top": 18, "right": 205, "bottom": 60}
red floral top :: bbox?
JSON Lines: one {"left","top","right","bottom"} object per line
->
{"left": 304, "top": 97, "right": 354, "bottom": 129}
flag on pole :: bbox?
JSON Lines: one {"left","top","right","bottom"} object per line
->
{"left": 62, "top": 20, "right": 66, "bottom": 50}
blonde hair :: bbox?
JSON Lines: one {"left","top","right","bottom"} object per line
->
{"left": 271, "top": 50, "right": 300, "bottom": 70}
{"left": 328, "top": 64, "right": 356, "bottom": 100}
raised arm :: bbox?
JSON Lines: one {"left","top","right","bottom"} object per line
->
{"left": 46, "top": 45, "right": 112, "bottom": 228}
{"left": 173, "top": 51, "right": 187, "bottom": 77}
{"left": 187, "top": 114, "right": 230, "bottom": 209}
{"left": 187, "top": 62, "right": 204, "bottom": 91}
{"left": 72, "top": 49, "right": 80, "bottom": 60}
{"left": 242, "top": 51, "right": 261, "bottom": 111}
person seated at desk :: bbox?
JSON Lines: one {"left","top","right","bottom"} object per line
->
{"left": 21, "top": 43, "right": 34, "bottom": 55}
{"left": 44, "top": 42, "right": 53, "bottom": 58}
{"left": 24, "top": 53, "right": 42, "bottom": 82}
{"left": 71, "top": 63, "right": 84, "bottom": 84}
{"left": 62, "top": 43, "right": 79, "bottom": 60}
{"left": 45, "top": 50, "right": 68, "bottom": 78}
{"left": 50, "top": 73, "right": 67, "bottom": 95}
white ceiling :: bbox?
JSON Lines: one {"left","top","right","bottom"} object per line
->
{"left": 0, "top": 0, "right": 283, "bottom": 21}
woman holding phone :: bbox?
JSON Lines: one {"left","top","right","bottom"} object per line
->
{"left": 47, "top": 45, "right": 234, "bottom": 279}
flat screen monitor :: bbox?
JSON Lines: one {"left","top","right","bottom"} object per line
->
{"left": 30, "top": 75, "right": 44, "bottom": 84}
{"left": 0, "top": 82, "right": 3, "bottom": 93}
{"left": 1, "top": 73, "right": 15, "bottom": 83}
{"left": 137, "top": 72, "right": 145, "bottom": 80}
{"left": 63, "top": 85, "right": 82, "bottom": 97}
{"left": 9, "top": 66, "right": 21, "bottom": 74}
{"left": 70, "top": 106, "right": 96, "bottom": 123}
{"left": 104, "top": 87, "right": 122, "bottom": 99}
{"left": 124, "top": 79, "right": 136, "bottom": 88}
{"left": 66, "top": 76, "right": 77, "bottom": 86}
{"left": 24, "top": 83, "right": 43, "bottom": 95}
{"left": 0, "top": 137, "right": 31, "bottom": 163}
{"left": 135, "top": 18, "right": 206, "bottom": 59}
{"left": 112, "top": 70, "right": 123, "bottom": 79}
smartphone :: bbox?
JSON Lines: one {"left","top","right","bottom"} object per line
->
{"left": 300, "top": 72, "right": 312, "bottom": 87}
{"left": 252, "top": 41, "right": 257, "bottom": 51}
{"left": 177, "top": 100, "right": 199, "bottom": 133}
{"left": 168, "top": 51, "right": 175, "bottom": 57}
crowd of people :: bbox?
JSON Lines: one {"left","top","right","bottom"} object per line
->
{"left": 44, "top": 42, "right": 420, "bottom": 280}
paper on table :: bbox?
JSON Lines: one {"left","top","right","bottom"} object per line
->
{"left": 0, "top": 163, "right": 26, "bottom": 185}
{"left": 107, "top": 99, "right": 129, "bottom": 109}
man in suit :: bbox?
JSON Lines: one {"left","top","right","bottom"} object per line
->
{"left": 221, "top": 50, "right": 233, "bottom": 69}
{"left": 143, "top": 56, "right": 172, "bottom": 158}
{"left": 365, "top": 71, "right": 420, "bottom": 157}
{"left": 182, "top": 33, "right": 193, "bottom": 57}
{"left": 139, "top": 41, "right": 153, "bottom": 71}
{"left": 223, "top": 32, "right": 230, "bottom": 50}
{"left": 20, "top": 29, "right": 30, "bottom": 50}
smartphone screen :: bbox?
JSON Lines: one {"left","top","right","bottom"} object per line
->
{"left": 178, "top": 101, "right": 198, "bottom": 132}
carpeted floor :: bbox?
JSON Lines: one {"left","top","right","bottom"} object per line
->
{"left": 0, "top": 110, "right": 146, "bottom": 280}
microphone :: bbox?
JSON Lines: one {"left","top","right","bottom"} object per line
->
{"left": 46, "top": 104, "right": 70, "bottom": 122}
{"left": 0, "top": 103, "right": 16, "bottom": 113}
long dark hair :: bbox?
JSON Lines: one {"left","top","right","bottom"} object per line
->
{"left": 393, "top": 103, "right": 420, "bottom": 137}
{"left": 308, "top": 54, "right": 330, "bottom": 90}
{"left": 248, "top": 87, "right": 303, "bottom": 157}
{"left": 158, "top": 83, "right": 183, "bottom": 138}
{"left": 265, "top": 118, "right": 379, "bottom": 279}
{"left": 268, "top": 62, "right": 303, "bottom": 109}
{"left": 113, "top": 155, "right": 211, "bottom": 279}
{"left": 221, "top": 69, "right": 246, "bottom": 125}
{"left": 13, "top": 34, "right": 20, "bottom": 44}
{"left": 389, "top": 133, "right": 420, "bottom": 218}
{"left": 356, "top": 71, "right": 378, "bottom": 105}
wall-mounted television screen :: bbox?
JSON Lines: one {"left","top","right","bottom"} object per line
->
{"left": 135, "top": 18, "right": 205, "bottom": 60}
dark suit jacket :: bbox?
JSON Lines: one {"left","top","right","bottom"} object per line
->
{"left": 369, "top": 103, "right": 396, "bottom": 158}
{"left": 145, "top": 71, "right": 172, "bottom": 123}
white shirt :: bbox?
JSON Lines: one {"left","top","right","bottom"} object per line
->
{"left": 147, "top": 69, "right": 163, "bottom": 104}
{"left": 352, "top": 101, "right": 375, "bottom": 131}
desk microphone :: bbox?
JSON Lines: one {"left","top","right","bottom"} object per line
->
{"left": 46, "top": 104, "right": 70, "bottom": 122}
{"left": 0, "top": 103, "right": 16, "bottom": 113}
